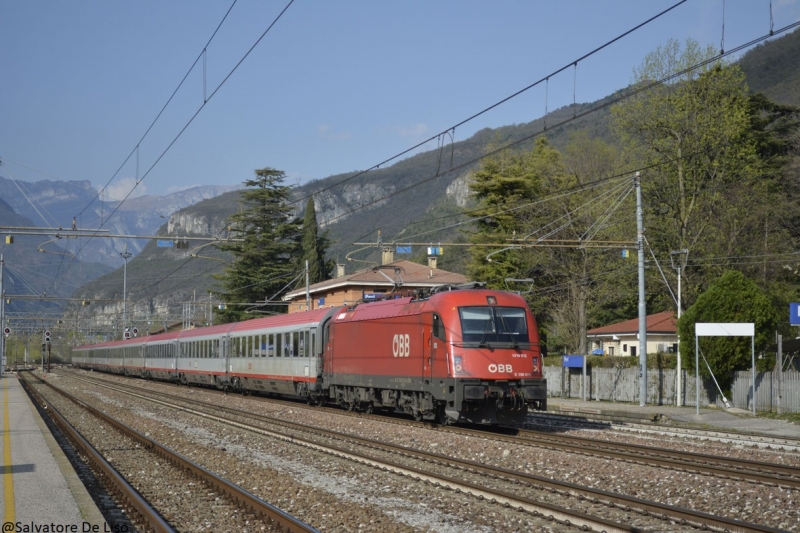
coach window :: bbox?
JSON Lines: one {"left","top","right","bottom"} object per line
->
{"left": 276, "top": 333, "right": 283, "bottom": 357}
{"left": 268, "top": 334, "right": 274, "bottom": 357}
{"left": 433, "top": 314, "right": 446, "bottom": 341}
{"left": 310, "top": 332, "right": 316, "bottom": 357}
{"left": 293, "top": 332, "right": 300, "bottom": 357}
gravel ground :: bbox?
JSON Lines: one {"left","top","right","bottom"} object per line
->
{"left": 53, "top": 370, "right": 800, "bottom": 531}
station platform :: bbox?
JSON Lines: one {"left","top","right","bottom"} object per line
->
{"left": 1, "top": 373, "right": 104, "bottom": 528}
{"left": 546, "top": 397, "right": 800, "bottom": 439}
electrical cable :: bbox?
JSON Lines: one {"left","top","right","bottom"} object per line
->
{"left": 46, "top": 0, "right": 295, "bottom": 302}
{"left": 309, "top": 19, "right": 800, "bottom": 234}
{"left": 75, "top": 0, "right": 240, "bottom": 220}
{"left": 292, "top": 0, "right": 689, "bottom": 208}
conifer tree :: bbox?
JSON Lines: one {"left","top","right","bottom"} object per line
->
{"left": 299, "top": 197, "right": 330, "bottom": 285}
{"left": 214, "top": 167, "right": 300, "bottom": 322}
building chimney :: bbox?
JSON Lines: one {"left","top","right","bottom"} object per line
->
{"left": 427, "top": 256, "right": 437, "bottom": 270}
{"left": 381, "top": 247, "right": 394, "bottom": 265}
{"left": 336, "top": 264, "right": 346, "bottom": 278}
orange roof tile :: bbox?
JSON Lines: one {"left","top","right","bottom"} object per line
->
{"left": 284, "top": 260, "right": 468, "bottom": 300}
{"left": 587, "top": 310, "right": 676, "bottom": 336}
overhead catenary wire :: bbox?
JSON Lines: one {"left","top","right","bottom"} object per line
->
{"left": 74, "top": 0, "right": 241, "bottom": 221}
{"left": 25, "top": 4, "right": 800, "bottom": 314}
{"left": 50, "top": 0, "right": 295, "bottom": 300}
{"left": 291, "top": 0, "right": 690, "bottom": 209}
{"left": 313, "top": 18, "right": 800, "bottom": 235}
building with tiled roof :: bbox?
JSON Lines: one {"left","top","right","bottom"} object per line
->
{"left": 586, "top": 310, "right": 677, "bottom": 357}
{"left": 282, "top": 257, "right": 469, "bottom": 313}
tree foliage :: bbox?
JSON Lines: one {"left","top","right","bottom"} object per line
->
{"left": 611, "top": 38, "right": 797, "bottom": 309}
{"left": 299, "top": 197, "right": 333, "bottom": 286}
{"left": 677, "top": 271, "right": 779, "bottom": 387}
{"left": 466, "top": 136, "right": 630, "bottom": 354}
{"left": 213, "top": 167, "right": 301, "bottom": 322}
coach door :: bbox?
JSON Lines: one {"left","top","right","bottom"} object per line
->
{"left": 221, "top": 336, "right": 230, "bottom": 379}
{"left": 429, "top": 313, "right": 446, "bottom": 383}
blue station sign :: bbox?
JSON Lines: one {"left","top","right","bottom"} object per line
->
{"left": 562, "top": 355, "right": 585, "bottom": 368}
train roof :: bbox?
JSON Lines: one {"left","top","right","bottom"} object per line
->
{"left": 333, "top": 289, "right": 530, "bottom": 323}
{"left": 230, "top": 307, "right": 339, "bottom": 333}
{"left": 74, "top": 307, "right": 341, "bottom": 349}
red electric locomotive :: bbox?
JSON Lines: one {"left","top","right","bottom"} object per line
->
{"left": 72, "top": 286, "right": 547, "bottom": 425}
{"left": 323, "top": 287, "right": 547, "bottom": 425}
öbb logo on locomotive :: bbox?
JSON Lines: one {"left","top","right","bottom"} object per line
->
{"left": 72, "top": 287, "right": 547, "bottom": 425}
{"left": 392, "top": 333, "right": 411, "bottom": 357}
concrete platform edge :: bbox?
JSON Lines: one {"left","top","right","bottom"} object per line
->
{"left": 21, "top": 376, "right": 106, "bottom": 524}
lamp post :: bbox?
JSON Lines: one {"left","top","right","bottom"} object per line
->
{"left": 120, "top": 245, "right": 132, "bottom": 337}
{"left": 670, "top": 249, "right": 689, "bottom": 407}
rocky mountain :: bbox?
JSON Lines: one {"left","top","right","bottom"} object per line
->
{"left": 0, "top": 196, "right": 111, "bottom": 317}
{"left": 15, "top": 28, "right": 800, "bottom": 335}
{"left": 0, "top": 177, "right": 239, "bottom": 268}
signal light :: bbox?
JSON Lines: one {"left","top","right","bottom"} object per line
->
{"left": 3, "top": 327, "right": 10, "bottom": 335}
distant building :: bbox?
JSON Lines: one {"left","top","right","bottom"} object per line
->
{"left": 586, "top": 310, "right": 677, "bottom": 357}
{"left": 282, "top": 257, "right": 468, "bottom": 313}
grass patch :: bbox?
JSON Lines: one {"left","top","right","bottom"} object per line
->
{"left": 760, "top": 411, "right": 800, "bottom": 424}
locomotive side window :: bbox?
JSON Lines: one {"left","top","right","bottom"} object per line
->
{"left": 433, "top": 314, "right": 446, "bottom": 341}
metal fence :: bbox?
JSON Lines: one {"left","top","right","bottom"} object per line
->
{"left": 731, "top": 369, "right": 800, "bottom": 413}
{"left": 544, "top": 366, "right": 800, "bottom": 413}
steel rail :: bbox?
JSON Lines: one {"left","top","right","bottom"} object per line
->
{"left": 528, "top": 411, "right": 800, "bottom": 452}
{"left": 25, "top": 372, "right": 319, "bottom": 533}
{"left": 18, "top": 374, "right": 174, "bottom": 533}
{"left": 66, "top": 371, "right": 784, "bottom": 533}
{"left": 439, "top": 425, "right": 800, "bottom": 490}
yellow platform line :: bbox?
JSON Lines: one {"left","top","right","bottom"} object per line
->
{"left": 2, "top": 377, "right": 14, "bottom": 522}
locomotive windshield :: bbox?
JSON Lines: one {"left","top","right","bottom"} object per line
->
{"left": 457, "top": 306, "right": 530, "bottom": 347}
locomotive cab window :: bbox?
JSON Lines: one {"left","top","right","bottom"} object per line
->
{"left": 458, "top": 306, "right": 530, "bottom": 346}
{"left": 433, "top": 314, "right": 446, "bottom": 341}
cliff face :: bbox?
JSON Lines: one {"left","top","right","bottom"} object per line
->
{"left": 0, "top": 177, "right": 239, "bottom": 267}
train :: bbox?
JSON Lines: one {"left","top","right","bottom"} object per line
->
{"left": 72, "top": 286, "right": 547, "bottom": 425}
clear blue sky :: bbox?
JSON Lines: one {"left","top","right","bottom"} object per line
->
{"left": 2, "top": 1, "right": 799, "bottom": 202}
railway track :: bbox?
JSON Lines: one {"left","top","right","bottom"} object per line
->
{"left": 526, "top": 412, "right": 800, "bottom": 452}
{"left": 20, "top": 371, "right": 318, "bottom": 533}
{"left": 78, "top": 368, "right": 798, "bottom": 491}
{"left": 57, "top": 369, "right": 789, "bottom": 532}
